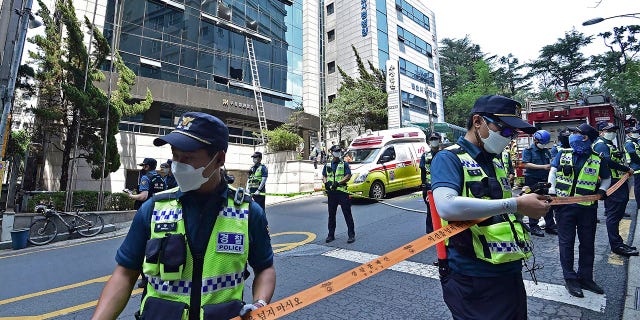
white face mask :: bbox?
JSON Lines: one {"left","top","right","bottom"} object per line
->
{"left": 632, "top": 133, "right": 640, "bottom": 139}
{"left": 480, "top": 120, "right": 512, "bottom": 154}
{"left": 429, "top": 140, "right": 440, "bottom": 148}
{"left": 603, "top": 132, "right": 616, "bottom": 141}
{"left": 535, "top": 143, "right": 547, "bottom": 149}
{"left": 171, "top": 154, "right": 218, "bottom": 192}
{"left": 332, "top": 152, "right": 341, "bottom": 158}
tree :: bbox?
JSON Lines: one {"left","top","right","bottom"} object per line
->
{"left": 322, "top": 46, "right": 387, "bottom": 141}
{"left": 493, "top": 53, "right": 532, "bottom": 97}
{"left": 438, "top": 36, "right": 484, "bottom": 99}
{"left": 29, "top": 0, "right": 152, "bottom": 190}
{"left": 444, "top": 60, "right": 500, "bottom": 127}
{"left": 529, "top": 29, "right": 593, "bottom": 92}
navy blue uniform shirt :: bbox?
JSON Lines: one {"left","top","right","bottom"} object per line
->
{"left": 116, "top": 183, "right": 274, "bottom": 273}
{"left": 322, "top": 160, "right": 351, "bottom": 195}
{"left": 625, "top": 139, "right": 640, "bottom": 171}
{"left": 551, "top": 150, "right": 611, "bottom": 207}
{"left": 522, "top": 144, "right": 551, "bottom": 180}
{"left": 431, "top": 136, "right": 521, "bottom": 277}
{"left": 138, "top": 170, "right": 157, "bottom": 192}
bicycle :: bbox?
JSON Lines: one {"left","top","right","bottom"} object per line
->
{"left": 28, "top": 203, "right": 105, "bottom": 245}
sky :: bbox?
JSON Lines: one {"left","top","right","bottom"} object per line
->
{"left": 428, "top": 0, "right": 640, "bottom": 63}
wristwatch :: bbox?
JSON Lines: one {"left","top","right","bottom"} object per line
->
{"left": 253, "top": 299, "right": 267, "bottom": 307}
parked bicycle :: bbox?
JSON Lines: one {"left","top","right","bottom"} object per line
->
{"left": 28, "top": 203, "right": 105, "bottom": 245}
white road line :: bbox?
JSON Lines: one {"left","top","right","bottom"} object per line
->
{"left": 322, "top": 248, "right": 606, "bottom": 313}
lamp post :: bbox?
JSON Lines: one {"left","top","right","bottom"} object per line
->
{"left": 582, "top": 12, "right": 640, "bottom": 26}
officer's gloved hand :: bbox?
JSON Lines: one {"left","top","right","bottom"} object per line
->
{"left": 597, "top": 189, "right": 608, "bottom": 200}
{"left": 324, "top": 182, "right": 332, "bottom": 190}
{"left": 239, "top": 301, "right": 266, "bottom": 316}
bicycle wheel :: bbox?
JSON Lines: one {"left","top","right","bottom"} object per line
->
{"left": 28, "top": 218, "right": 58, "bottom": 245}
{"left": 76, "top": 213, "right": 104, "bottom": 237}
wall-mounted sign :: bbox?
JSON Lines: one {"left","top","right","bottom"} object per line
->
{"left": 222, "top": 98, "right": 254, "bottom": 111}
{"left": 387, "top": 60, "right": 401, "bottom": 129}
{"left": 361, "top": 0, "right": 368, "bottom": 37}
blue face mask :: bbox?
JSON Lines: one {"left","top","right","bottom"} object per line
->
{"left": 569, "top": 134, "right": 591, "bottom": 154}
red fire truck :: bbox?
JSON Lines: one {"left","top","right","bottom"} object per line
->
{"left": 514, "top": 94, "right": 626, "bottom": 178}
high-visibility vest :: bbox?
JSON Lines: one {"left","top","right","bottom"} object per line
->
{"left": 625, "top": 138, "right": 640, "bottom": 166}
{"left": 141, "top": 187, "right": 251, "bottom": 319}
{"left": 423, "top": 152, "right": 434, "bottom": 182}
{"left": 501, "top": 150, "right": 511, "bottom": 173}
{"left": 248, "top": 164, "right": 266, "bottom": 191}
{"left": 325, "top": 161, "right": 347, "bottom": 192}
{"left": 440, "top": 145, "right": 532, "bottom": 264}
{"left": 594, "top": 138, "right": 624, "bottom": 179}
{"left": 555, "top": 150, "right": 601, "bottom": 206}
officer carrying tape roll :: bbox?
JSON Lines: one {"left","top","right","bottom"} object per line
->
{"left": 431, "top": 95, "right": 550, "bottom": 319}
{"left": 93, "top": 112, "right": 275, "bottom": 320}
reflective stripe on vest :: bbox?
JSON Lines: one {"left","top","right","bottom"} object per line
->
{"left": 325, "top": 161, "right": 346, "bottom": 192}
{"left": 594, "top": 139, "right": 624, "bottom": 179}
{"left": 501, "top": 150, "right": 510, "bottom": 172}
{"left": 555, "top": 150, "right": 601, "bottom": 206}
{"left": 440, "top": 145, "right": 532, "bottom": 264}
{"left": 424, "top": 152, "right": 433, "bottom": 182}
{"left": 141, "top": 187, "right": 250, "bottom": 318}
{"left": 248, "top": 165, "right": 265, "bottom": 189}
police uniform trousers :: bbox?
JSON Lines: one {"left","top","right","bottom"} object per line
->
{"left": 524, "top": 176, "right": 555, "bottom": 229}
{"left": 555, "top": 204, "right": 597, "bottom": 281}
{"left": 422, "top": 183, "right": 434, "bottom": 233}
{"left": 252, "top": 194, "right": 266, "bottom": 211}
{"left": 441, "top": 272, "right": 527, "bottom": 320}
{"left": 605, "top": 179, "right": 629, "bottom": 249}
{"left": 634, "top": 173, "right": 640, "bottom": 210}
{"left": 327, "top": 192, "right": 355, "bottom": 237}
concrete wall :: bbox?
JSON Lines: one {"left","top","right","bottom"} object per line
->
{"left": 263, "top": 151, "right": 319, "bottom": 195}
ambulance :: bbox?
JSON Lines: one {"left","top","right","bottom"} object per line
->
{"left": 343, "top": 127, "right": 428, "bottom": 199}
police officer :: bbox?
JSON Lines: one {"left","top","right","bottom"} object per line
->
{"left": 160, "top": 160, "right": 177, "bottom": 189}
{"left": 431, "top": 95, "right": 549, "bottom": 319}
{"left": 522, "top": 130, "right": 556, "bottom": 236}
{"left": 93, "top": 112, "right": 275, "bottom": 319}
{"left": 247, "top": 152, "right": 268, "bottom": 211}
{"left": 593, "top": 122, "right": 638, "bottom": 257}
{"left": 420, "top": 132, "right": 441, "bottom": 233}
{"left": 625, "top": 126, "right": 640, "bottom": 211}
{"left": 322, "top": 145, "right": 355, "bottom": 243}
{"left": 548, "top": 123, "right": 611, "bottom": 297}
{"left": 128, "top": 158, "right": 166, "bottom": 210}
{"left": 550, "top": 128, "right": 572, "bottom": 159}
{"left": 501, "top": 143, "right": 515, "bottom": 188}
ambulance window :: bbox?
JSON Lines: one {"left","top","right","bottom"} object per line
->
{"left": 395, "top": 145, "right": 410, "bottom": 161}
{"left": 381, "top": 147, "right": 396, "bottom": 161}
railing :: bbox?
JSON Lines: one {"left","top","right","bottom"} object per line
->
{"left": 118, "top": 121, "right": 259, "bottom": 146}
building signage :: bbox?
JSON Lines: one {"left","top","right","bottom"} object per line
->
{"left": 409, "top": 82, "right": 437, "bottom": 99}
{"left": 222, "top": 98, "right": 254, "bottom": 111}
{"left": 386, "top": 60, "right": 401, "bottom": 129}
{"left": 361, "top": 0, "right": 368, "bottom": 37}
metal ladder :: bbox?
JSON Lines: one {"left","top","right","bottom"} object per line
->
{"left": 246, "top": 37, "right": 267, "bottom": 144}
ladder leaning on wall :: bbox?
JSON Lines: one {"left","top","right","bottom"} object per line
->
{"left": 245, "top": 37, "right": 268, "bottom": 144}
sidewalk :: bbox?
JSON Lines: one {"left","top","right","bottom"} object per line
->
{"left": 623, "top": 207, "right": 640, "bottom": 319}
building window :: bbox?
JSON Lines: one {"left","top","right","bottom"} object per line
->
{"left": 328, "top": 94, "right": 336, "bottom": 103}
{"left": 327, "top": 29, "right": 335, "bottom": 42}
{"left": 329, "top": 130, "right": 337, "bottom": 139}
{"left": 395, "top": 0, "right": 430, "bottom": 31}
{"left": 328, "top": 61, "right": 336, "bottom": 73}
{"left": 397, "top": 26, "right": 432, "bottom": 57}
{"left": 326, "top": 3, "right": 334, "bottom": 15}
{"left": 399, "top": 58, "right": 435, "bottom": 87}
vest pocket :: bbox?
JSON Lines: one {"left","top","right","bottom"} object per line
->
{"left": 141, "top": 296, "right": 188, "bottom": 320}
{"left": 201, "top": 300, "right": 243, "bottom": 320}
{"left": 143, "top": 238, "right": 163, "bottom": 276}
{"left": 160, "top": 234, "right": 186, "bottom": 281}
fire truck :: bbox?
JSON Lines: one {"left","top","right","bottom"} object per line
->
{"left": 514, "top": 94, "right": 626, "bottom": 179}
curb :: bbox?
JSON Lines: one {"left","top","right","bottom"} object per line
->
{"left": 0, "top": 224, "right": 117, "bottom": 251}
{"left": 623, "top": 209, "right": 640, "bottom": 319}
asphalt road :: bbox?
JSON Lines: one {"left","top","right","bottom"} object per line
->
{"left": 0, "top": 190, "right": 635, "bottom": 319}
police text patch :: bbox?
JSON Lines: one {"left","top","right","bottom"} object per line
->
{"left": 154, "top": 222, "right": 177, "bottom": 232}
{"left": 216, "top": 232, "right": 245, "bottom": 254}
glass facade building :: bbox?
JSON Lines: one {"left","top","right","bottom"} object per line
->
{"left": 105, "top": 0, "right": 303, "bottom": 109}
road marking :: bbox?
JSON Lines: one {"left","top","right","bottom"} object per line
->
{"left": 0, "top": 275, "right": 110, "bottom": 306}
{"left": 271, "top": 232, "right": 316, "bottom": 253}
{"left": 608, "top": 219, "right": 632, "bottom": 265}
{"left": 322, "top": 248, "right": 607, "bottom": 313}
{"left": 0, "top": 234, "right": 126, "bottom": 260}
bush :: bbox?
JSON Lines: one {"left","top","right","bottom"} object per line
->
{"left": 265, "top": 127, "right": 303, "bottom": 152}
{"left": 26, "top": 191, "right": 135, "bottom": 212}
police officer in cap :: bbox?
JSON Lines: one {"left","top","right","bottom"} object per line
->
{"left": 625, "top": 126, "right": 640, "bottom": 211}
{"left": 160, "top": 160, "right": 178, "bottom": 189}
{"left": 550, "top": 128, "right": 572, "bottom": 159}
{"left": 128, "top": 158, "right": 166, "bottom": 210}
{"left": 522, "top": 129, "right": 556, "bottom": 236}
{"left": 247, "top": 151, "right": 268, "bottom": 211}
{"left": 94, "top": 112, "right": 275, "bottom": 319}
{"left": 420, "top": 132, "right": 441, "bottom": 233}
{"left": 548, "top": 123, "right": 611, "bottom": 297}
{"left": 593, "top": 122, "right": 638, "bottom": 257}
{"left": 322, "top": 145, "right": 355, "bottom": 243}
{"left": 431, "top": 95, "right": 549, "bottom": 319}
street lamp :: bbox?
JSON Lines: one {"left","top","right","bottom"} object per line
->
{"left": 582, "top": 12, "right": 640, "bottom": 26}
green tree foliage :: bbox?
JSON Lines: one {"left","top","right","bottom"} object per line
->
{"left": 28, "top": 0, "right": 152, "bottom": 190}
{"left": 493, "top": 54, "right": 531, "bottom": 97}
{"left": 445, "top": 60, "right": 499, "bottom": 127}
{"left": 322, "top": 46, "right": 387, "bottom": 142}
{"left": 529, "top": 29, "right": 593, "bottom": 92}
{"left": 438, "top": 36, "right": 484, "bottom": 98}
